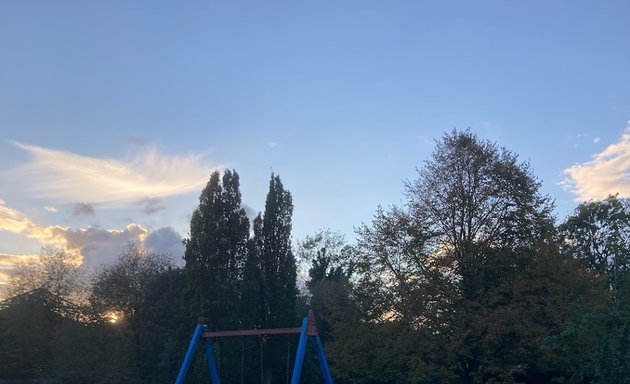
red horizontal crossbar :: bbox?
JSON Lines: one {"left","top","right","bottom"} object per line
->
{"left": 202, "top": 327, "right": 303, "bottom": 338}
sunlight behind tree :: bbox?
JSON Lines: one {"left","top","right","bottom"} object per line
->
{"left": 7, "top": 245, "right": 86, "bottom": 304}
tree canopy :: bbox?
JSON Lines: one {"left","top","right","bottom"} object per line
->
{"left": 2, "top": 132, "right": 630, "bottom": 384}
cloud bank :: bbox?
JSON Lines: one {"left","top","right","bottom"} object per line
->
{"left": 0, "top": 200, "right": 185, "bottom": 274}
{"left": 563, "top": 123, "right": 630, "bottom": 201}
{"left": 6, "top": 142, "right": 220, "bottom": 204}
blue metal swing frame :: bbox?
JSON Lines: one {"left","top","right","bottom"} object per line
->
{"left": 174, "top": 310, "right": 334, "bottom": 384}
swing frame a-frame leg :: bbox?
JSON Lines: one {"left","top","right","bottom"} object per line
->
{"left": 173, "top": 310, "right": 334, "bottom": 384}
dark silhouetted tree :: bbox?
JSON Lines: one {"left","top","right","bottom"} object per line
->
{"left": 552, "top": 195, "right": 630, "bottom": 382}
{"left": 346, "top": 130, "right": 589, "bottom": 383}
{"left": 90, "top": 245, "right": 173, "bottom": 328}
{"left": 183, "top": 170, "right": 250, "bottom": 328}
{"left": 182, "top": 169, "right": 250, "bottom": 382}
{"left": 247, "top": 174, "right": 297, "bottom": 384}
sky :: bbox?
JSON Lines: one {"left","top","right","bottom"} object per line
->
{"left": 1, "top": 1, "right": 629, "bottom": 293}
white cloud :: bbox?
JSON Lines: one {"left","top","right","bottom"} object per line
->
{"left": 594, "top": 137, "right": 601, "bottom": 144}
{"left": 44, "top": 206, "right": 58, "bottom": 213}
{"left": 5, "top": 142, "right": 221, "bottom": 204}
{"left": 562, "top": 124, "right": 630, "bottom": 201}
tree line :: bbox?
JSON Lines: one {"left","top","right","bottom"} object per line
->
{"left": 1, "top": 129, "right": 629, "bottom": 383}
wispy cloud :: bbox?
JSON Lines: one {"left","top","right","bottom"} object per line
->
{"left": 562, "top": 123, "right": 630, "bottom": 201}
{"left": 44, "top": 206, "right": 58, "bottom": 213}
{"left": 6, "top": 142, "right": 221, "bottom": 204}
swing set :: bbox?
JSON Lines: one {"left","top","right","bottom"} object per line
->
{"left": 174, "top": 310, "right": 334, "bottom": 384}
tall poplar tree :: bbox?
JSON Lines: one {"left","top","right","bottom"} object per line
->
{"left": 183, "top": 170, "right": 250, "bottom": 329}
{"left": 260, "top": 174, "right": 297, "bottom": 328}
{"left": 245, "top": 174, "right": 297, "bottom": 383}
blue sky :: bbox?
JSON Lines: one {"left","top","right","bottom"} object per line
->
{"left": 1, "top": 1, "right": 629, "bottom": 288}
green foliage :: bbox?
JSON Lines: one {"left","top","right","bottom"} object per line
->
{"left": 323, "top": 130, "right": 595, "bottom": 383}
{"left": 90, "top": 245, "right": 173, "bottom": 328}
{"left": 0, "top": 290, "right": 60, "bottom": 380}
{"left": 183, "top": 169, "right": 250, "bottom": 327}
{"left": 133, "top": 268, "right": 188, "bottom": 383}
{"left": 298, "top": 229, "right": 353, "bottom": 288}
{"left": 258, "top": 174, "right": 297, "bottom": 328}
{"left": 243, "top": 173, "right": 298, "bottom": 383}
{"left": 181, "top": 169, "right": 251, "bottom": 382}
{"left": 241, "top": 213, "right": 265, "bottom": 329}
{"left": 53, "top": 320, "right": 139, "bottom": 384}
{"left": 408, "top": 129, "right": 555, "bottom": 255}
{"left": 559, "top": 194, "right": 630, "bottom": 287}
{"left": 548, "top": 196, "right": 630, "bottom": 383}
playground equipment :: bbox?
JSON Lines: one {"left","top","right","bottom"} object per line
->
{"left": 174, "top": 310, "right": 334, "bottom": 384}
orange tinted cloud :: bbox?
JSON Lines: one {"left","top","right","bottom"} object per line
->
{"left": 0, "top": 200, "right": 149, "bottom": 270}
{"left": 0, "top": 199, "right": 68, "bottom": 246}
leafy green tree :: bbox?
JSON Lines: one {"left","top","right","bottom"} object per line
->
{"left": 406, "top": 129, "right": 555, "bottom": 293}
{"left": 53, "top": 319, "right": 138, "bottom": 384}
{"left": 558, "top": 194, "right": 630, "bottom": 289}
{"left": 297, "top": 230, "right": 353, "bottom": 346}
{"left": 134, "top": 268, "right": 189, "bottom": 384}
{"left": 552, "top": 195, "right": 630, "bottom": 383}
{"left": 259, "top": 174, "right": 297, "bottom": 328}
{"left": 69, "top": 246, "right": 177, "bottom": 383}
{"left": 183, "top": 169, "right": 250, "bottom": 328}
{"left": 90, "top": 245, "right": 173, "bottom": 328}
{"left": 298, "top": 229, "right": 353, "bottom": 289}
{"left": 346, "top": 130, "right": 586, "bottom": 383}
{"left": 246, "top": 174, "right": 297, "bottom": 384}
{"left": 0, "top": 289, "right": 61, "bottom": 380}
{"left": 447, "top": 243, "right": 599, "bottom": 383}
{"left": 354, "top": 206, "right": 452, "bottom": 325}
{"left": 183, "top": 169, "right": 250, "bottom": 382}
{"left": 241, "top": 214, "right": 265, "bottom": 329}
{"left": 352, "top": 206, "right": 457, "bottom": 382}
